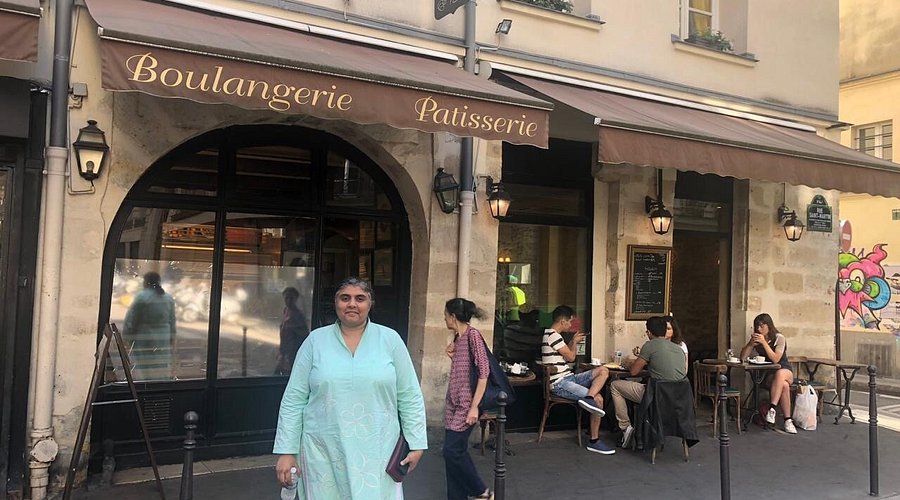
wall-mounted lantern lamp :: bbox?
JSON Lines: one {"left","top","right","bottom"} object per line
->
{"left": 433, "top": 168, "right": 460, "bottom": 214}
{"left": 778, "top": 205, "right": 805, "bottom": 242}
{"left": 644, "top": 169, "right": 672, "bottom": 235}
{"left": 778, "top": 183, "right": 804, "bottom": 242}
{"left": 496, "top": 19, "right": 513, "bottom": 35}
{"left": 485, "top": 176, "right": 511, "bottom": 219}
{"left": 72, "top": 120, "right": 110, "bottom": 183}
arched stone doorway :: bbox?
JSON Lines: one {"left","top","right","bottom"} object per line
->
{"left": 92, "top": 124, "right": 411, "bottom": 467}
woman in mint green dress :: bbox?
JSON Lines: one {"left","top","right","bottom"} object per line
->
{"left": 274, "top": 277, "right": 427, "bottom": 499}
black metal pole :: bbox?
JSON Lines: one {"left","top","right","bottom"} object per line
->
{"left": 868, "top": 366, "right": 878, "bottom": 496}
{"left": 717, "top": 374, "right": 731, "bottom": 500}
{"left": 241, "top": 327, "right": 248, "bottom": 377}
{"left": 179, "top": 411, "right": 199, "bottom": 500}
{"left": 493, "top": 392, "right": 508, "bottom": 500}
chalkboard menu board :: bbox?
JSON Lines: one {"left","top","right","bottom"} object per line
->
{"left": 625, "top": 245, "right": 672, "bottom": 320}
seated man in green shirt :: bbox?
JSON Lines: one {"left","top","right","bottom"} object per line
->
{"left": 610, "top": 316, "right": 687, "bottom": 448}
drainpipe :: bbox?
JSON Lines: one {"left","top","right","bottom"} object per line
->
{"left": 30, "top": 0, "right": 74, "bottom": 497}
{"left": 456, "top": 0, "right": 477, "bottom": 298}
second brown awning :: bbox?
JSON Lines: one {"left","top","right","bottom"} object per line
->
{"left": 0, "top": 0, "right": 41, "bottom": 62}
{"left": 83, "top": 0, "right": 551, "bottom": 147}
{"left": 507, "top": 74, "right": 900, "bottom": 197}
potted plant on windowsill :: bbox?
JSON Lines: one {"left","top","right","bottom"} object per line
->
{"left": 518, "top": 0, "right": 573, "bottom": 13}
{"left": 686, "top": 28, "right": 733, "bottom": 53}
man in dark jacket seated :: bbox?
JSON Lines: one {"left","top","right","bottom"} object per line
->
{"left": 610, "top": 316, "right": 687, "bottom": 448}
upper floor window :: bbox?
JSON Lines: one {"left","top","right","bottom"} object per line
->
{"left": 892, "top": 208, "right": 900, "bottom": 221}
{"left": 684, "top": 0, "right": 717, "bottom": 38}
{"left": 854, "top": 121, "right": 893, "bottom": 161}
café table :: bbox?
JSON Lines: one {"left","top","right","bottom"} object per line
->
{"left": 738, "top": 361, "right": 781, "bottom": 431}
{"left": 805, "top": 358, "right": 869, "bottom": 424}
{"left": 477, "top": 370, "right": 536, "bottom": 456}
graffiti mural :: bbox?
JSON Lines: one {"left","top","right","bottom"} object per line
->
{"left": 838, "top": 244, "right": 893, "bottom": 331}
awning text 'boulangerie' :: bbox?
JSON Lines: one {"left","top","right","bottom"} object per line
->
{"left": 84, "top": 0, "right": 552, "bottom": 147}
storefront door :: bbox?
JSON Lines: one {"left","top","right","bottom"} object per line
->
{"left": 93, "top": 125, "right": 411, "bottom": 468}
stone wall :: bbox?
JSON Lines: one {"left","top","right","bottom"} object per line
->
{"left": 741, "top": 181, "right": 839, "bottom": 359}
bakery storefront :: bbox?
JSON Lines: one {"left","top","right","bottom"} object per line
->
{"left": 65, "top": 0, "right": 550, "bottom": 468}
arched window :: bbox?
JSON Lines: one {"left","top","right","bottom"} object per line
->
{"left": 100, "top": 125, "right": 410, "bottom": 382}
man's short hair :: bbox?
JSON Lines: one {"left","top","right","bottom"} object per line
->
{"left": 551, "top": 305, "right": 575, "bottom": 322}
{"left": 646, "top": 316, "right": 667, "bottom": 337}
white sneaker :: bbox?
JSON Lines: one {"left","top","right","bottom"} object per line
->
{"left": 621, "top": 425, "right": 635, "bottom": 448}
{"left": 784, "top": 419, "right": 798, "bottom": 434}
{"left": 765, "top": 408, "right": 776, "bottom": 424}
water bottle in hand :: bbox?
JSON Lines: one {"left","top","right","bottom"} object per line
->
{"left": 281, "top": 466, "right": 299, "bottom": 500}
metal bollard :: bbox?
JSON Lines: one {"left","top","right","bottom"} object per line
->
{"left": 180, "top": 411, "right": 199, "bottom": 500}
{"left": 868, "top": 366, "right": 878, "bottom": 497}
{"left": 717, "top": 374, "right": 731, "bottom": 500}
{"left": 493, "top": 392, "right": 508, "bottom": 500}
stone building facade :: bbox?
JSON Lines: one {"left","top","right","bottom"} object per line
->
{"left": 6, "top": 0, "right": 900, "bottom": 497}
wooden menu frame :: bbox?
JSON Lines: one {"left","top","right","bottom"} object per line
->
{"left": 625, "top": 245, "right": 672, "bottom": 321}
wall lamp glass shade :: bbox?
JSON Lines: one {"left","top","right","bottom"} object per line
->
{"left": 782, "top": 212, "right": 805, "bottom": 241}
{"left": 649, "top": 205, "right": 673, "bottom": 235}
{"left": 433, "top": 168, "right": 459, "bottom": 214}
{"left": 72, "top": 120, "right": 110, "bottom": 182}
{"left": 487, "top": 183, "right": 511, "bottom": 219}
{"left": 496, "top": 19, "right": 513, "bottom": 34}
{"left": 645, "top": 196, "right": 672, "bottom": 235}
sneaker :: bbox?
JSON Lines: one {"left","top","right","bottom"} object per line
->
{"left": 586, "top": 440, "right": 615, "bottom": 455}
{"left": 765, "top": 407, "right": 776, "bottom": 424}
{"left": 578, "top": 397, "right": 606, "bottom": 417}
{"left": 621, "top": 425, "right": 635, "bottom": 449}
{"left": 783, "top": 419, "right": 798, "bottom": 434}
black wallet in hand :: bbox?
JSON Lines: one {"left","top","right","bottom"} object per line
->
{"left": 385, "top": 434, "right": 410, "bottom": 482}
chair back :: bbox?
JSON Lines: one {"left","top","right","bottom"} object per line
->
{"left": 693, "top": 361, "right": 725, "bottom": 399}
{"left": 534, "top": 363, "right": 552, "bottom": 399}
{"left": 636, "top": 377, "right": 699, "bottom": 450}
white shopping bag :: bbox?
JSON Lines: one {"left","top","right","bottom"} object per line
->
{"left": 793, "top": 383, "right": 818, "bottom": 431}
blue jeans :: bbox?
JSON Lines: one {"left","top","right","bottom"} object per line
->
{"left": 550, "top": 370, "right": 595, "bottom": 401}
{"left": 443, "top": 426, "right": 487, "bottom": 500}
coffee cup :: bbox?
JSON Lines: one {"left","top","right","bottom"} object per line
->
{"left": 591, "top": 357, "right": 602, "bottom": 366}
{"left": 754, "top": 355, "right": 765, "bottom": 363}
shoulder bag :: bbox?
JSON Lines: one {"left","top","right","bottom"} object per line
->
{"left": 468, "top": 333, "right": 516, "bottom": 411}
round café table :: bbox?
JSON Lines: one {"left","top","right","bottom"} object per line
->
{"left": 739, "top": 361, "right": 781, "bottom": 430}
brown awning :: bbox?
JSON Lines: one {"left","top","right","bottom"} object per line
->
{"left": 0, "top": 0, "right": 41, "bottom": 62}
{"left": 83, "top": 0, "right": 551, "bottom": 147}
{"left": 508, "top": 74, "right": 900, "bottom": 197}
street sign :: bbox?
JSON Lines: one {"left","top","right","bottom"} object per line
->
{"left": 435, "top": 0, "right": 467, "bottom": 20}
{"left": 806, "top": 194, "right": 833, "bottom": 233}
{"left": 840, "top": 219, "right": 852, "bottom": 252}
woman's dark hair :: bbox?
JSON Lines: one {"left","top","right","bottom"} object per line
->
{"left": 753, "top": 313, "right": 779, "bottom": 340}
{"left": 143, "top": 272, "right": 164, "bottom": 295}
{"left": 663, "top": 315, "right": 684, "bottom": 345}
{"left": 334, "top": 277, "right": 374, "bottom": 302}
{"left": 445, "top": 298, "right": 486, "bottom": 323}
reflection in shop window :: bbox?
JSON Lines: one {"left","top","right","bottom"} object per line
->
{"left": 111, "top": 208, "right": 216, "bottom": 381}
{"left": 217, "top": 213, "right": 316, "bottom": 379}
{"left": 493, "top": 223, "right": 589, "bottom": 363}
